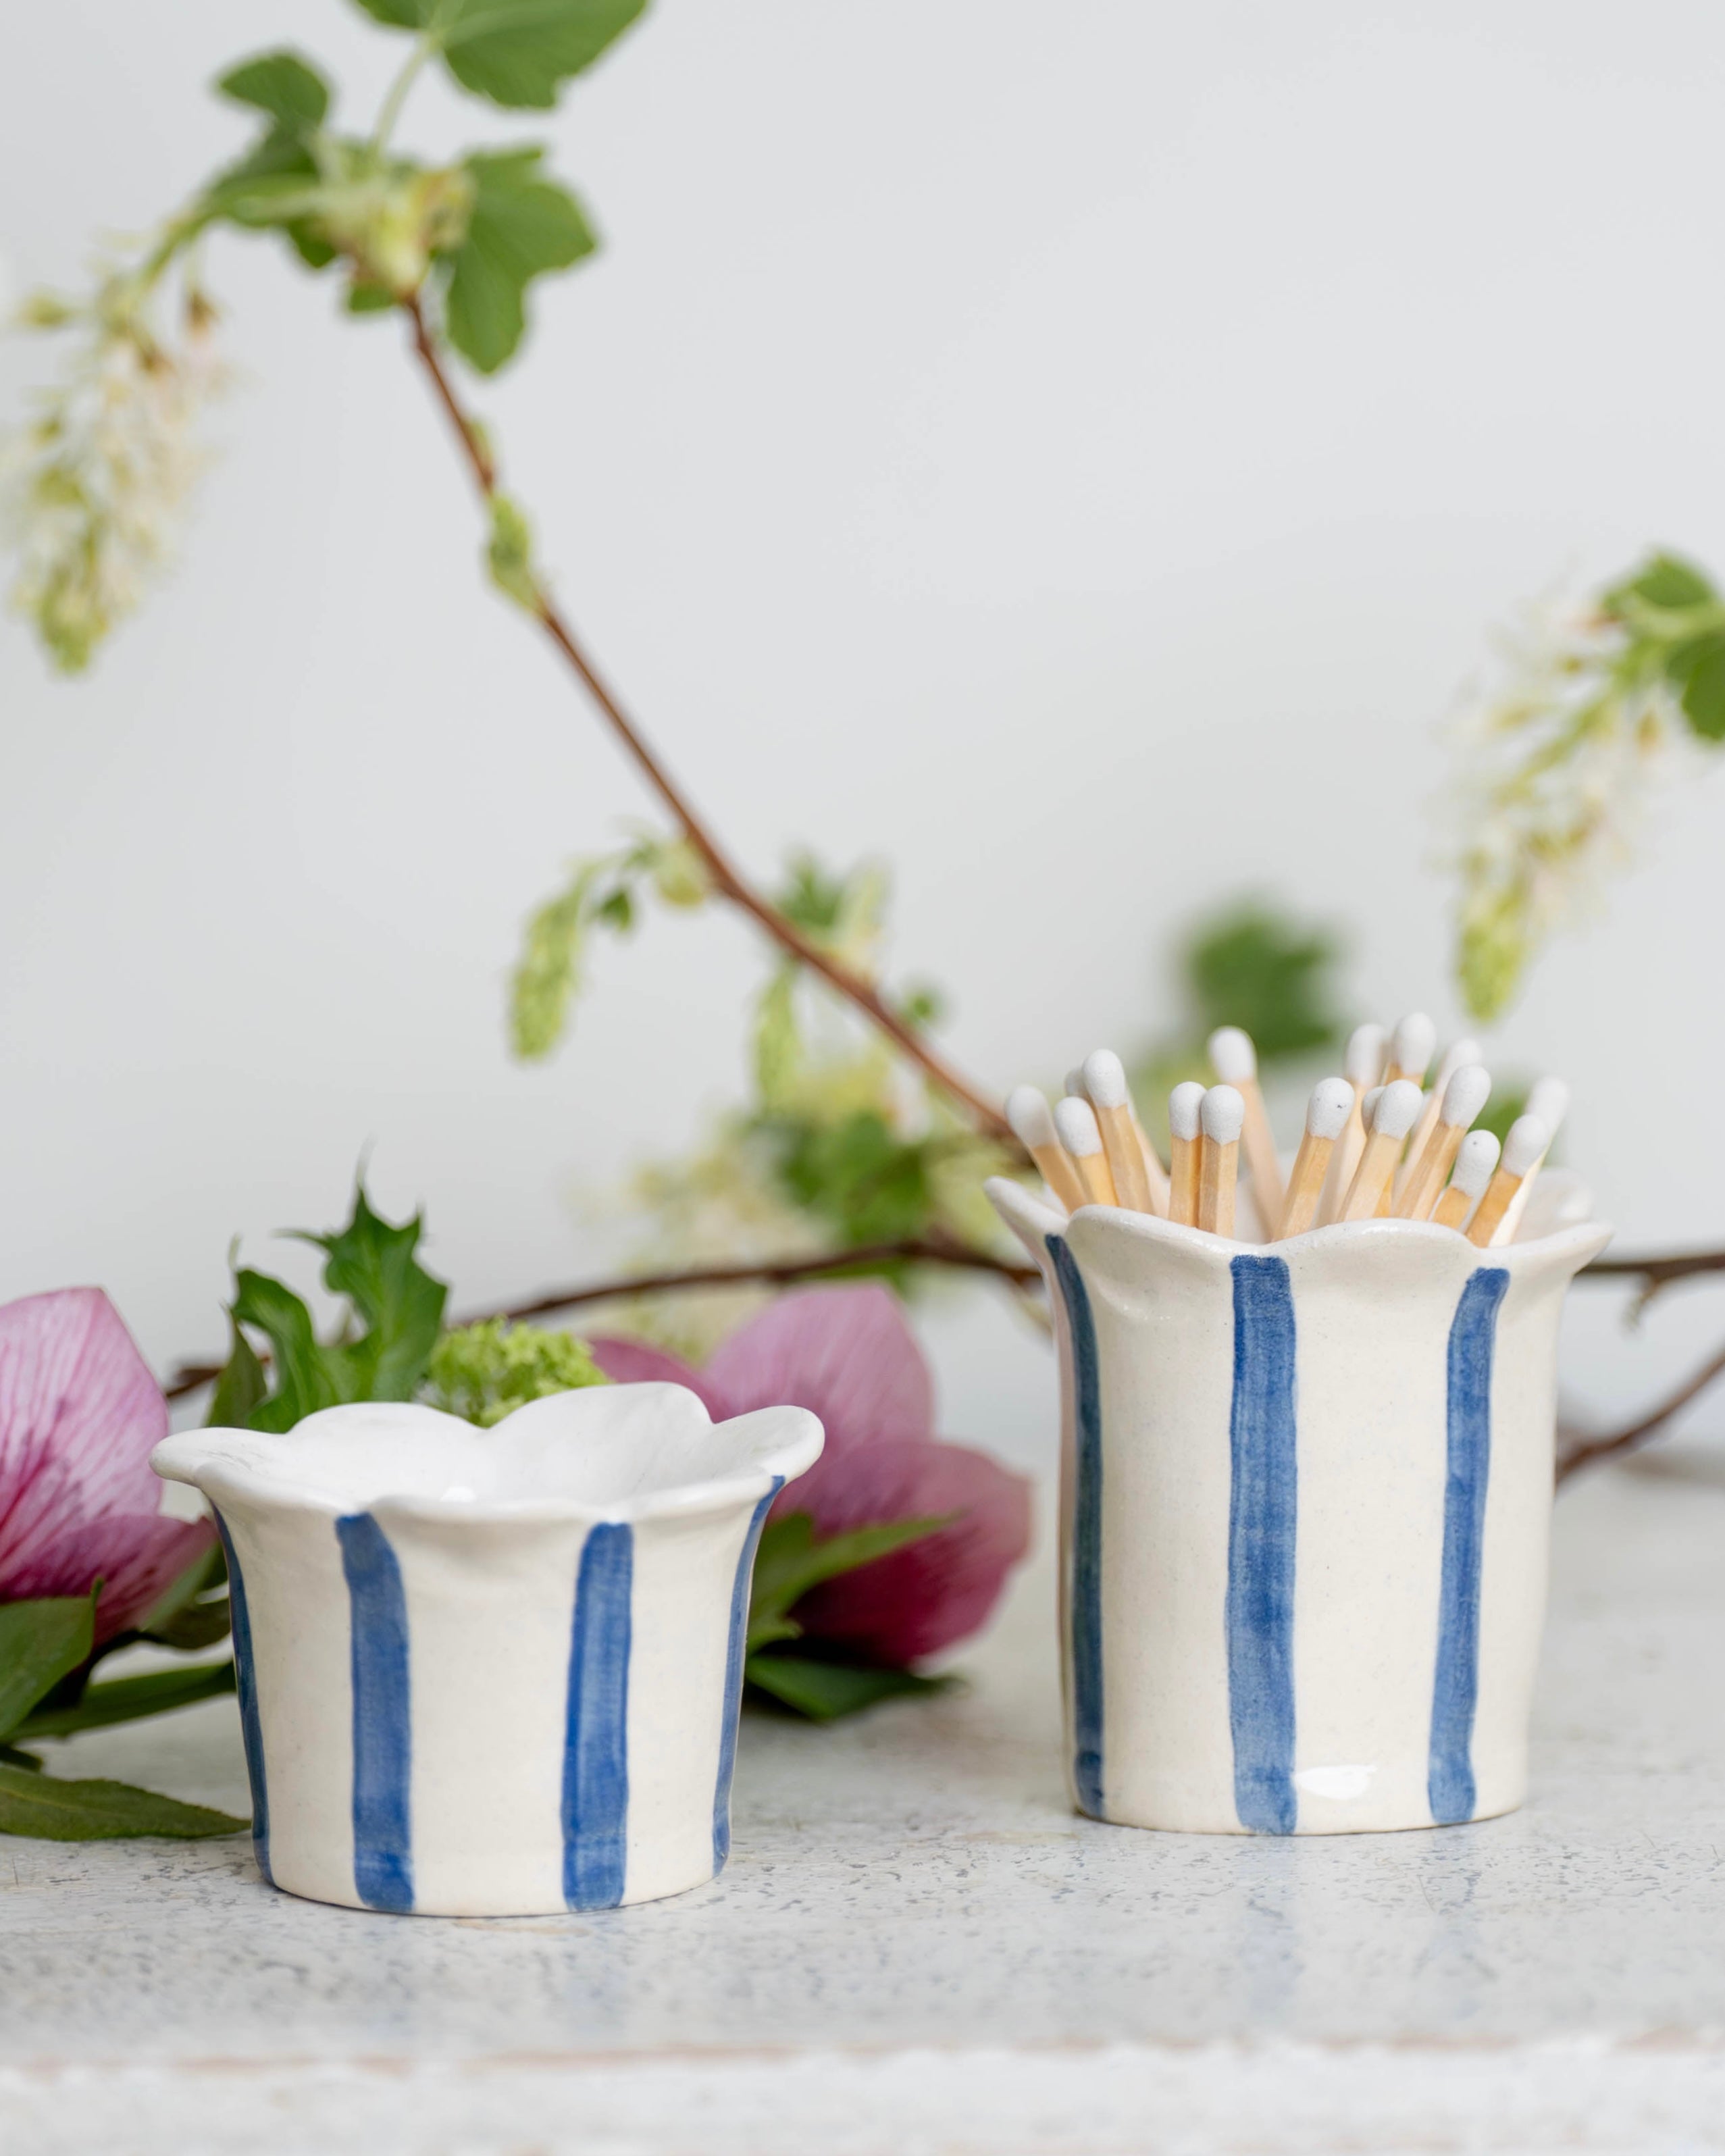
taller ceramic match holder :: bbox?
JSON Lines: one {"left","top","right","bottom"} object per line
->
{"left": 153, "top": 1385, "right": 823, "bottom": 1916}
{"left": 987, "top": 1176, "right": 1610, "bottom": 1837}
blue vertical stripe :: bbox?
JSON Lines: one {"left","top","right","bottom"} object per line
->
{"left": 713, "top": 1477, "right": 784, "bottom": 1873}
{"left": 1430, "top": 1266, "right": 1510, "bottom": 1826}
{"left": 563, "top": 1522, "right": 633, "bottom": 1909}
{"left": 1227, "top": 1255, "right": 1299, "bottom": 1835}
{"left": 335, "top": 1512, "right": 413, "bottom": 1913}
{"left": 212, "top": 1509, "right": 271, "bottom": 1886}
{"left": 1048, "top": 1234, "right": 1105, "bottom": 1820}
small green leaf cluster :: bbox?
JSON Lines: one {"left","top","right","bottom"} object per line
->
{"left": 511, "top": 832, "right": 711, "bottom": 1059}
{"left": 426, "top": 1318, "right": 610, "bottom": 1426}
{"left": 742, "top": 1512, "right": 955, "bottom": 1720}
{"left": 0, "top": 1570, "right": 249, "bottom": 1841}
{"left": 202, "top": 5, "right": 623, "bottom": 375}
{"left": 1598, "top": 554, "right": 1725, "bottom": 744}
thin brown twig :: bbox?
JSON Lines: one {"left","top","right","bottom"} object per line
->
{"left": 400, "top": 296, "right": 1012, "bottom": 1146}
{"left": 1557, "top": 1335, "right": 1725, "bottom": 1483}
{"left": 161, "top": 1235, "right": 1041, "bottom": 1401}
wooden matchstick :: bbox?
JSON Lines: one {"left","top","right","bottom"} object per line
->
{"left": 1384, "top": 1011, "right": 1437, "bottom": 1089}
{"left": 1494, "top": 1077, "right": 1569, "bottom": 1245}
{"left": 1197, "top": 1085, "right": 1244, "bottom": 1238}
{"left": 1394, "top": 1037, "right": 1480, "bottom": 1206}
{"left": 1433, "top": 1127, "right": 1499, "bottom": 1232}
{"left": 1208, "top": 1027, "right": 1283, "bottom": 1226}
{"left": 1395, "top": 1064, "right": 1491, "bottom": 1221}
{"left": 1053, "top": 1094, "right": 1118, "bottom": 1208}
{"left": 1338, "top": 1079, "right": 1424, "bottom": 1222}
{"left": 1276, "top": 1076, "right": 1354, "bottom": 1239}
{"left": 1468, "top": 1114, "right": 1550, "bottom": 1248}
{"left": 1082, "top": 1050, "right": 1161, "bottom": 1215}
{"left": 1006, "top": 1085, "right": 1086, "bottom": 1213}
{"left": 1316, "top": 1023, "right": 1386, "bottom": 1227}
{"left": 1168, "top": 1082, "right": 1204, "bottom": 1227}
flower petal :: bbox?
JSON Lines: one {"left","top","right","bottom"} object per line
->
{"left": 703, "top": 1285, "right": 934, "bottom": 1458}
{"left": 5, "top": 1513, "right": 215, "bottom": 1645}
{"left": 781, "top": 1436, "right": 1032, "bottom": 1665}
{"left": 0, "top": 1289, "right": 170, "bottom": 1598}
{"left": 585, "top": 1335, "right": 733, "bottom": 1421}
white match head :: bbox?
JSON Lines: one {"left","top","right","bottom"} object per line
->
{"left": 1064, "top": 1067, "right": 1089, "bottom": 1100}
{"left": 1200, "top": 1084, "right": 1245, "bottom": 1145}
{"left": 1344, "top": 1023, "right": 1387, "bottom": 1088}
{"left": 1452, "top": 1127, "right": 1501, "bottom": 1198}
{"left": 1360, "top": 1085, "right": 1385, "bottom": 1130}
{"left": 1081, "top": 1049, "right": 1130, "bottom": 1110}
{"left": 1305, "top": 1075, "right": 1354, "bottom": 1141}
{"left": 1006, "top": 1084, "right": 1057, "bottom": 1152}
{"left": 1389, "top": 1012, "right": 1436, "bottom": 1081}
{"left": 1208, "top": 1026, "right": 1257, "bottom": 1084}
{"left": 1168, "top": 1081, "right": 1206, "bottom": 1143}
{"left": 1433, "top": 1037, "right": 1482, "bottom": 1090}
{"left": 1052, "top": 1094, "right": 1104, "bottom": 1159}
{"left": 1370, "top": 1078, "right": 1424, "bottom": 1141}
{"left": 1502, "top": 1113, "right": 1551, "bottom": 1179}
{"left": 1439, "top": 1062, "right": 1492, "bottom": 1130}
{"left": 1526, "top": 1077, "right": 1570, "bottom": 1136}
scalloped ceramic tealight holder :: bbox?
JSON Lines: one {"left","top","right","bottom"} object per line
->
{"left": 153, "top": 1386, "right": 822, "bottom": 1916}
{"left": 987, "top": 1174, "right": 1609, "bottom": 1837}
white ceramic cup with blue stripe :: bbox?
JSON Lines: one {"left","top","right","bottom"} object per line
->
{"left": 988, "top": 1176, "right": 1609, "bottom": 1836}
{"left": 153, "top": 1385, "right": 822, "bottom": 1914}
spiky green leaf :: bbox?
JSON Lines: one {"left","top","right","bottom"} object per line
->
{"left": 349, "top": 0, "right": 647, "bottom": 111}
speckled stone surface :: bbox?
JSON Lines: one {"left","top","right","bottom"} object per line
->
{"left": 3, "top": 1464, "right": 1723, "bottom": 2154}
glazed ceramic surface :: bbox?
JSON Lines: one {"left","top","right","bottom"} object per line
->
{"left": 987, "top": 1178, "right": 1610, "bottom": 1837}
{"left": 153, "top": 1387, "right": 822, "bottom": 1916}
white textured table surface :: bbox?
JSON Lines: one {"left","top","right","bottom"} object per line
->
{"left": 3, "top": 1463, "right": 1724, "bottom": 2155}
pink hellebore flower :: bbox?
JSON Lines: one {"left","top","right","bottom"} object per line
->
{"left": 0, "top": 1288, "right": 212, "bottom": 1643}
{"left": 591, "top": 1285, "right": 1032, "bottom": 1666}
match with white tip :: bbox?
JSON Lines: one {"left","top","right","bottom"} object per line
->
{"left": 1385, "top": 1012, "right": 1437, "bottom": 1087}
{"left": 1395, "top": 1063, "right": 1492, "bottom": 1221}
{"left": 1167, "top": 1081, "right": 1206, "bottom": 1227}
{"left": 1495, "top": 1075, "right": 1571, "bottom": 1243}
{"left": 1197, "top": 1084, "right": 1244, "bottom": 1237}
{"left": 1338, "top": 1078, "right": 1424, "bottom": 1221}
{"left": 1006, "top": 1083, "right": 1086, "bottom": 1214}
{"left": 1208, "top": 1026, "right": 1283, "bottom": 1223}
{"left": 1433, "top": 1127, "right": 1501, "bottom": 1231}
{"left": 1468, "top": 1113, "right": 1551, "bottom": 1247}
{"left": 1081, "top": 1048, "right": 1158, "bottom": 1214}
{"left": 1053, "top": 1094, "right": 1118, "bottom": 1208}
{"left": 1318, "top": 1023, "right": 1388, "bottom": 1225}
{"left": 1396, "top": 1037, "right": 1481, "bottom": 1203}
{"left": 1276, "top": 1075, "right": 1355, "bottom": 1240}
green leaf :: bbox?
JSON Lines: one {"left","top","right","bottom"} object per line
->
{"left": 208, "top": 1310, "right": 268, "bottom": 1429}
{"left": 350, "top": 0, "right": 648, "bottom": 111}
{"left": 0, "top": 1599, "right": 95, "bottom": 1738}
{"left": 0, "top": 1761, "right": 246, "bottom": 1842}
{"left": 744, "top": 1655, "right": 954, "bottom": 1722}
{"left": 747, "top": 1511, "right": 951, "bottom": 1653}
{"left": 14, "top": 1662, "right": 236, "bottom": 1742}
{"left": 1185, "top": 900, "right": 1344, "bottom": 1064}
{"left": 511, "top": 860, "right": 600, "bottom": 1058}
{"left": 0, "top": 1745, "right": 41, "bottom": 1772}
{"left": 136, "top": 1543, "right": 231, "bottom": 1653}
{"left": 1605, "top": 552, "right": 1719, "bottom": 615}
{"left": 232, "top": 1268, "right": 345, "bottom": 1433}
{"left": 443, "top": 149, "right": 596, "bottom": 374}
{"left": 1669, "top": 630, "right": 1725, "bottom": 742}
{"left": 753, "top": 966, "right": 802, "bottom": 1107}
{"left": 775, "top": 1110, "right": 936, "bottom": 1246}
{"left": 299, "top": 1185, "right": 448, "bottom": 1401}
{"left": 487, "top": 494, "right": 542, "bottom": 610}
{"left": 215, "top": 50, "right": 331, "bottom": 131}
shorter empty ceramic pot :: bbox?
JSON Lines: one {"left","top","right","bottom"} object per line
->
{"left": 153, "top": 1385, "right": 821, "bottom": 1916}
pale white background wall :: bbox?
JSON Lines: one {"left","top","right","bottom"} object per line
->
{"left": 3, "top": 1, "right": 1724, "bottom": 1466}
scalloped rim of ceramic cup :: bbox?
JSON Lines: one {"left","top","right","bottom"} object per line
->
{"left": 985, "top": 1175, "right": 1613, "bottom": 1275}
{"left": 152, "top": 1383, "right": 823, "bottom": 1528}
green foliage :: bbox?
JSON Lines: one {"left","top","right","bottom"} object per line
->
{"left": 213, "top": 1182, "right": 450, "bottom": 1431}
{"left": 217, "top": 50, "right": 331, "bottom": 130}
{"left": 428, "top": 1318, "right": 610, "bottom": 1426}
{"left": 744, "top": 1657, "right": 954, "bottom": 1720}
{"left": 1185, "top": 902, "right": 1345, "bottom": 1063}
{"left": 0, "top": 1761, "right": 245, "bottom": 1842}
{"left": 511, "top": 833, "right": 711, "bottom": 1058}
{"left": 1455, "top": 550, "right": 1725, "bottom": 1022}
{"left": 135, "top": 1541, "right": 232, "bottom": 1654}
{"left": 486, "top": 493, "right": 541, "bottom": 607}
{"left": 447, "top": 150, "right": 596, "bottom": 372}
{"left": 771, "top": 1110, "right": 941, "bottom": 1248}
{"left": 0, "top": 1597, "right": 95, "bottom": 1739}
{"left": 11, "top": 1663, "right": 236, "bottom": 1743}
{"left": 349, "top": 0, "right": 648, "bottom": 111}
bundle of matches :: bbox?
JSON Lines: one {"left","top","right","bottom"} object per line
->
{"left": 1005, "top": 1015, "right": 1570, "bottom": 1250}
